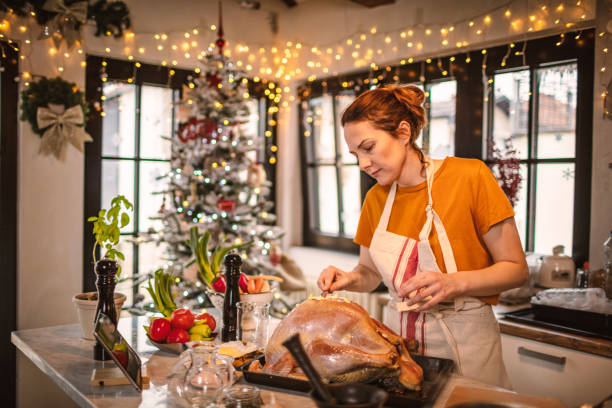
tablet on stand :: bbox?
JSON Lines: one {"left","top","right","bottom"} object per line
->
{"left": 91, "top": 312, "right": 148, "bottom": 391}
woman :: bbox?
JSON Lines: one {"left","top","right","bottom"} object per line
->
{"left": 317, "top": 85, "right": 528, "bottom": 389}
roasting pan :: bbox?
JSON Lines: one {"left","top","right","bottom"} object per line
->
{"left": 239, "top": 354, "right": 455, "bottom": 407}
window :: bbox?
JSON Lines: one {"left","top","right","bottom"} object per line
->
{"left": 99, "top": 82, "right": 176, "bottom": 306}
{"left": 84, "top": 56, "right": 274, "bottom": 302}
{"left": 300, "top": 79, "right": 458, "bottom": 251}
{"left": 299, "top": 31, "right": 593, "bottom": 264}
{"left": 487, "top": 63, "right": 581, "bottom": 255}
{"left": 425, "top": 80, "right": 457, "bottom": 159}
{"left": 301, "top": 92, "right": 360, "bottom": 249}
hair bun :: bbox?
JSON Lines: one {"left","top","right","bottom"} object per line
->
{"left": 391, "top": 85, "right": 425, "bottom": 107}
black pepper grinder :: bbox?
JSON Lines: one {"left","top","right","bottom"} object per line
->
{"left": 93, "top": 259, "right": 118, "bottom": 361}
{"left": 222, "top": 253, "right": 242, "bottom": 342}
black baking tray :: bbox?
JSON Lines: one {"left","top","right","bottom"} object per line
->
{"left": 239, "top": 354, "right": 455, "bottom": 407}
{"left": 503, "top": 307, "right": 612, "bottom": 340}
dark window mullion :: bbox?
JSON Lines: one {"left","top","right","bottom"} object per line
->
{"left": 423, "top": 83, "right": 432, "bottom": 155}
{"left": 525, "top": 68, "right": 538, "bottom": 252}
{"left": 101, "top": 156, "right": 168, "bottom": 162}
{"left": 132, "top": 84, "right": 142, "bottom": 304}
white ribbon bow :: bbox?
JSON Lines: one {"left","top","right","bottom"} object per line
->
{"left": 37, "top": 104, "right": 93, "bottom": 161}
{"left": 43, "top": 0, "right": 88, "bottom": 23}
{"left": 41, "top": 0, "right": 88, "bottom": 48}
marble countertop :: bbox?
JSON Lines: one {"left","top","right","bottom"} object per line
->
{"left": 11, "top": 316, "right": 505, "bottom": 408}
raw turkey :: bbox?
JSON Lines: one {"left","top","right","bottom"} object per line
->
{"left": 249, "top": 297, "right": 424, "bottom": 390}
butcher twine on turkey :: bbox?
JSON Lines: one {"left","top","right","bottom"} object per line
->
{"left": 249, "top": 297, "right": 424, "bottom": 390}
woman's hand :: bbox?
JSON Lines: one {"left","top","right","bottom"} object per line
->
{"left": 317, "top": 266, "right": 353, "bottom": 296}
{"left": 397, "top": 270, "right": 463, "bottom": 311}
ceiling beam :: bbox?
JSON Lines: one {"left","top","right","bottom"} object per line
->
{"left": 282, "top": 0, "right": 298, "bottom": 7}
{"left": 349, "top": 0, "right": 395, "bottom": 7}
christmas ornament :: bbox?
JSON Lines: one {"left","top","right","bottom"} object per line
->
{"left": 217, "top": 198, "right": 235, "bottom": 212}
{"left": 177, "top": 117, "right": 218, "bottom": 142}
{"left": 37, "top": 103, "right": 92, "bottom": 161}
{"left": 214, "top": 0, "right": 226, "bottom": 55}
{"left": 247, "top": 163, "right": 267, "bottom": 188}
{"left": 206, "top": 73, "right": 221, "bottom": 88}
{"left": 189, "top": 182, "right": 197, "bottom": 204}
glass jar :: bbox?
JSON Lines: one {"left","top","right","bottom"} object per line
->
{"left": 219, "top": 384, "right": 263, "bottom": 408}
{"left": 177, "top": 345, "right": 234, "bottom": 407}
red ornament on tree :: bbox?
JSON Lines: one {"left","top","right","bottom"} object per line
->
{"left": 206, "top": 73, "right": 221, "bottom": 88}
{"left": 217, "top": 198, "right": 235, "bottom": 212}
{"left": 178, "top": 117, "right": 218, "bottom": 142}
{"left": 215, "top": 1, "right": 226, "bottom": 55}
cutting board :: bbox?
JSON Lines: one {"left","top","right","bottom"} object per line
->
{"left": 445, "top": 386, "right": 567, "bottom": 408}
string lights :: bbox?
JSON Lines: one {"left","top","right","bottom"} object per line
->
{"left": 0, "top": 0, "right": 606, "bottom": 126}
{"left": 0, "top": 0, "right": 599, "bottom": 86}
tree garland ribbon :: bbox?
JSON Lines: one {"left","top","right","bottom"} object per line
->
{"left": 36, "top": 104, "right": 92, "bottom": 161}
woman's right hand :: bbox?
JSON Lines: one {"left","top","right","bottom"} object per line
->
{"left": 317, "top": 266, "right": 353, "bottom": 296}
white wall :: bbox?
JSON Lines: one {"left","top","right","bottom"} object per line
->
{"left": 16, "top": 40, "right": 84, "bottom": 408}
{"left": 10, "top": 0, "right": 611, "bottom": 406}
{"left": 589, "top": 0, "right": 612, "bottom": 268}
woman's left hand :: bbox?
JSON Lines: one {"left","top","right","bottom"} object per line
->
{"left": 397, "top": 270, "right": 462, "bottom": 311}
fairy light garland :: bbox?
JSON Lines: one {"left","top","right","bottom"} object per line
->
{"left": 0, "top": 0, "right": 606, "bottom": 124}
{"left": 0, "top": 0, "right": 600, "bottom": 86}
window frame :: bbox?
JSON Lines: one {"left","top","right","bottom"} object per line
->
{"left": 298, "top": 30, "right": 593, "bottom": 265}
{"left": 84, "top": 56, "right": 277, "bottom": 294}
{"left": 299, "top": 56, "right": 483, "bottom": 253}
{"left": 482, "top": 34, "right": 594, "bottom": 265}
{"left": 0, "top": 40, "right": 19, "bottom": 407}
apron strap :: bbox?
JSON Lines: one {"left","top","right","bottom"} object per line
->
{"left": 417, "top": 157, "right": 458, "bottom": 274}
{"left": 430, "top": 311, "right": 464, "bottom": 374}
{"left": 376, "top": 182, "right": 397, "bottom": 231}
{"left": 417, "top": 158, "right": 436, "bottom": 241}
{"left": 432, "top": 208, "right": 458, "bottom": 274}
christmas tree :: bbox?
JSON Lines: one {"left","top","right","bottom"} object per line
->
{"left": 149, "top": 25, "right": 284, "bottom": 307}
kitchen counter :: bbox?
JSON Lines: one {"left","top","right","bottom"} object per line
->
{"left": 492, "top": 303, "right": 612, "bottom": 358}
{"left": 12, "top": 316, "right": 521, "bottom": 408}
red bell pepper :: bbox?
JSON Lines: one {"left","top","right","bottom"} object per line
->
{"left": 239, "top": 273, "right": 249, "bottom": 293}
{"left": 211, "top": 275, "right": 226, "bottom": 292}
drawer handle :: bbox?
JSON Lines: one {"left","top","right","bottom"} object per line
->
{"left": 517, "top": 346, "right": 566, "bottom": 366}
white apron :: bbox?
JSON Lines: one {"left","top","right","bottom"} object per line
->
{"left": 369, "top": 158, "right": 511, "bottom": 389}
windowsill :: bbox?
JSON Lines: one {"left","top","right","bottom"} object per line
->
{"left": 287, "top": 246, "right": 359, "bottom": 280}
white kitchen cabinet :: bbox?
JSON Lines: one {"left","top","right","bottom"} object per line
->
{"left": 501, "top": 333, "right": 612, "bottom": 407}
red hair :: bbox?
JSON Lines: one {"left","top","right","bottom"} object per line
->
{"left": 341, "top": 85, "right": 426, "bottom": 162}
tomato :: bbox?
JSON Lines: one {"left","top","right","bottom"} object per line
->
{"left": 195, "top": 312, "right": 216, "bottom": 332}
{"left": 149, "top": 317, "right": 171, "bottom": 342}
{"left": 170, "top": 308, "right": 195, "bottom": 330}
{"left": 211, "top": 275, "right": 226, "bottom": 293}
{"left": 239, "top": 273, "right": 249, "bottom": 292}
{"left": 167, "top": 328, "right": 190, "bottom": 343}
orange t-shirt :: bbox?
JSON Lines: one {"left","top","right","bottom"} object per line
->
{"left": 354, "top": 157, "right": 515, "bottom": 305}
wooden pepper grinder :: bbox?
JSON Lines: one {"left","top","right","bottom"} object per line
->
{"left": 93, "top": 258, "right": 118, "bottom": 361}
{"left": 222, "top": 253, "right": 242, "bottom": 342}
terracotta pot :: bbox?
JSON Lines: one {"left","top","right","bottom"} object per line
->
{"left": 72, "top": 292, "right": 127, "bottom": 340}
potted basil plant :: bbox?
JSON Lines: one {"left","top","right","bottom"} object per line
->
{"left": 72, "top": 195, "right": 133, "bottom": 340}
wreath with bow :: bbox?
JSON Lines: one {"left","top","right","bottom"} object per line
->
{"left": 20, "top": 76, "right": 92, "bottom": 161}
